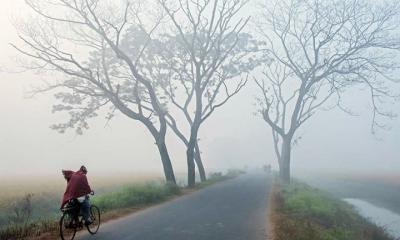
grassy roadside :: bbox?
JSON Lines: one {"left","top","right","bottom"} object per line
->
{"left": 301, "top": 174, "right": 400, "bottom": 215}
{"left": 268, "top": 181, "right": 393, "bottom": 240}
{"left": 0, "top": 172, "right": 239, "bottom": 240}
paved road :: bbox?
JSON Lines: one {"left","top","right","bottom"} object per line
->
{"left": 78, "top": 173, "right": 272, "bottom": 240}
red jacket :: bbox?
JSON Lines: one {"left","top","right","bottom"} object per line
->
{"left": 61, "top": 170, "right": 92, "bottom": 208}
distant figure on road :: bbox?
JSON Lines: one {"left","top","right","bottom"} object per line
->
{"left": 61, "top": 165, "right": 93, "bottom": 225}
{"left": 263, "top": 164, "right": 272, "bottom": 174}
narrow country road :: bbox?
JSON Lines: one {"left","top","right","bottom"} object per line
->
{"left": 77, "top": 173, "right": 272, "bottom": 240}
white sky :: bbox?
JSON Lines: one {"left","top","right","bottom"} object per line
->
{"left": 0, "top": 0, "right": 399, "bottom": 179}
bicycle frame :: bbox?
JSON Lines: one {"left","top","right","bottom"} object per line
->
{"left": 59, "top": 196, "right": 100, "bottom": 240}
{"left": 61, "top": 200, "right": 85, "bottom": 229}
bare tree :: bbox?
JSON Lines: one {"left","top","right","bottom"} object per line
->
{"left": 118, "top": 26, "right": 209, "bottom": 182}
{"left": 255, "top": 0, "right": 400, "bottom": 183}
{"left": 13, "top": 0, "right": 177, "bottom": 184}
{"left": 158, "top": 0, "right": 259, "bottom": 187}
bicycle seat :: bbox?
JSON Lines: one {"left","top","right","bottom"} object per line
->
{"left": 61, "top": 199, "right": 80, "bottom": 212}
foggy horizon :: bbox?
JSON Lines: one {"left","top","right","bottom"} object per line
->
{"left": 1, "top": 0, "right": 399, "bottom": 179}
{"left": 1, "top": 1, "right": 400, "bottom": 239}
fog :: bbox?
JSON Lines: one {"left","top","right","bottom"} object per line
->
{"left": 0, "top": 0, "right": 399, "bottom": 179}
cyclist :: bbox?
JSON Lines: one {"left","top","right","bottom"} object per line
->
{"left": 61, "top": 165, "right": 93, "bottom": 225}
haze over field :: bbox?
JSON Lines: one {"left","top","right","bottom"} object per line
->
{"left": 0, "top": 0, "right": 399, "bottom": 180}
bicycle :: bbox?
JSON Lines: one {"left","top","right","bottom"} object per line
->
{"left": 59, "top": 193, "right": 100, "bottom": 240}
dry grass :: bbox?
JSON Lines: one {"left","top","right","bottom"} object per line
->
{"left": 0, "top": 173, "right": 166, "bottom": 240}
{"left": 0, "top": 172, "right": 237, "bottom": 240}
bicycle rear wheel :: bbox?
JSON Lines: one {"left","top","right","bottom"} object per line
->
{"left": 86, "top": 205, "right": 100, "bottom": 234}
{"left": 59, "top": 213, "right": 77, "bottom": 240}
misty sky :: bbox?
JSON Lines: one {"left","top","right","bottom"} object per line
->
{"left": 0, "top": 0, "right": 399, "bottom": 178}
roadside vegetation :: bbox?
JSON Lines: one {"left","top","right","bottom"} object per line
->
{"left": 301, "top": 174, "right": 400, "bottom": 215}
{"left": 269, "top": 181, "right": 393, "bottom": 240}
{"left": 0, "top": 171, "right": 240, "bottom": 240}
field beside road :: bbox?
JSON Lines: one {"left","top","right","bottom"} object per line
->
{"left": 0, "top": 173, "right": 164, "bottom": 228}
{"left": 269, "top": 181, "right": 393, "bottom": 240}
{"left": 0, "top": 171, "right": 240, "bottom": 240}
{"left": 299, "top": 173, "right": 400, "bottom": 215}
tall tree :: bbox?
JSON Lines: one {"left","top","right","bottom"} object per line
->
{"left": 255, "top": 0, "right": 400, "bottom": 183}
{"left": 14, "top": 0, "right": 177, "bottom": 184}
{"left": 159, "top": 0, "right": 259, "bottom": 187}
{"left": 119, "top": 27, "right": 209, "bottom": 182}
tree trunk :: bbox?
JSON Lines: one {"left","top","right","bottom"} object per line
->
{"left": 194, "top": 141, "right": 206, "bottom": 182}
{"left": 186, "top": 141, "right": 196, "bottom": 187}
{"left": 279, "top": 137, "right": 292, "bottom": 184}
{"left": 156, "top": 139, "right": 176, "bottom": 184}
{"left": 187, "top": 65, "right": 202, "bottom": 188}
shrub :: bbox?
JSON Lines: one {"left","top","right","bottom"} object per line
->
{"left": 9, "top": 193, "right": 34, "bottom": 226}
{"left": 208, "top": 172, "right": 223, "bottom": 179}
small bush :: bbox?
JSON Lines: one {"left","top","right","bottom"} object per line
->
{"left": 208, "top": 172, "right": 223, "bottom": 179}
{"left": 226, "top": 169, "right": 246, "bottom": 177}
{"left": 9, "top": 193, "right": 34, "bottom": 226}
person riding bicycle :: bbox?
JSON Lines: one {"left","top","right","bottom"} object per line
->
{"left": 61, "top": 165, "right": 93, "bottom": 225}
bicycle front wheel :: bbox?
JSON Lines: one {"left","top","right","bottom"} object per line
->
{"left": 59, "top": 213, "right": 77, "bottom": 240}
{"left": 87, "top": 205, "right": 100, "bottom": 234}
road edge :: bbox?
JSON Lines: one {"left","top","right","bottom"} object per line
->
{"left": 29, "top": 174, "right": 241, "bottom": 240}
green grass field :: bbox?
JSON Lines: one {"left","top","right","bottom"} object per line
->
{"left": 272, "top": 181, "right": 393, "bottom": 240}
{"left": 0, "top": 173, "right": 165, "bottom": 229}
{"left": 0, "top": 182, "right": 182, "bottom": 239}
{"left": 0, "top": 171, "right": 237, "bottom": 239}
{"left": 300, "top": 173, "right": 400, "bottom": 215}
